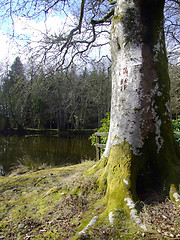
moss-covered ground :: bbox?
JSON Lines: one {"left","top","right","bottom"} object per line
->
{"left": 0, "top": 160, "right": 180, "bottom": 239}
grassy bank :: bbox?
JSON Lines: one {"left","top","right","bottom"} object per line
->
{"left": 0, "top": 161, "right": 180, "bottom": 239}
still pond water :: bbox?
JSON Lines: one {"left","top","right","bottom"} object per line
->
{"left": 0, "top": 133, "right": 95, "bottom": 174}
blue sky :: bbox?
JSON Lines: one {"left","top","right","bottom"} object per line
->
{"left": 0, "top": 0, "right": 179, "bottom": 69}
{"left": 0, "top": 12, "right": 76, "bottom": 64}
{"left": 0, "top": 13, "right": 110, "bottom": 70}
{"left": 0, "top": 0, "right": 111, "bottom": 69}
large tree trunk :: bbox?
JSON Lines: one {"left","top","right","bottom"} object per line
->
{"left": 92, "top": 0, "right": 180, "bottom": 223}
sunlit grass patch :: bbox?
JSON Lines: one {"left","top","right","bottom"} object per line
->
{"left": 0, "top": 160, "right": 180, "bottom": 239}
{"left": 9, "top": 154, "right": 52, "bottom": 176}
{"left": 0, "top": 161, "right": 97, "bottom": 239}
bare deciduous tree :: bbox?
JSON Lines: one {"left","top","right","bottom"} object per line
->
{"left": 165, "top": 0, "right": 180, "bottom": 65}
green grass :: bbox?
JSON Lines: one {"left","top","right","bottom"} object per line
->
{"left": 0, "top": 160, "right": 180, "bottom": 239}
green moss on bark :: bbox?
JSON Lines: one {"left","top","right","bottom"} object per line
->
{"left": 94, "top": 133, "right": 180, "bottom": 218}
{"left": 169, "top": 184, "right": 180, "bottom": 206}
{"left": 104, "top": 142, "right": 134, "bottom": 210}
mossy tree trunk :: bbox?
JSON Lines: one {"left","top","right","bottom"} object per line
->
{"left": 93, "top": 0, "right": 180, "bottom": 221}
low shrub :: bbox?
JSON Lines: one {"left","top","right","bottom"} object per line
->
{"left": 90, "top": 114, "right": 180, "bottom": 147}
{"left": 172, "top": 116, "right": 180, "bottom": 132}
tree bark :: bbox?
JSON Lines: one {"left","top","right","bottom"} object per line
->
{"left": 91, "top": 0, "right": 180, "bottom": 222}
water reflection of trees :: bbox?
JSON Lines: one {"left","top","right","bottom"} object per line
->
{"left": 0, "top": 135, "right": 95, "bottom": 174}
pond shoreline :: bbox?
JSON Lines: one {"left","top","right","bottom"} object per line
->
{"left": 0, "top": 130, "right": 96, "bottom": 175}
{"left": 0, "top": 128, "right": 95, "bottom": 136}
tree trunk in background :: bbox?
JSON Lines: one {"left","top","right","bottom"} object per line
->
{"left": 92, "top": 0, "right": 180, "bottom": 221}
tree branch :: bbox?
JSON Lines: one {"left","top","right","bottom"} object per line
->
{"left": 78, "top": 0, "right": 86, "bottom": 33}
{"left": 90, "top": 8, "right": 114, "bottom": 25}
{"left": 45, "top": 0, "right": 67, "bottom": 14}
{"left": 109, "top": 1, "right": 117, "bottom": 5}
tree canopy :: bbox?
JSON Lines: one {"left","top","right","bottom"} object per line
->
{"left": 0, "top": 57, "right": 111, "bottom": 131}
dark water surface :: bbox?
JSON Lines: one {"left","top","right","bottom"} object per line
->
{"left": 0, "top": 134, "right": 95, "bottom": 174}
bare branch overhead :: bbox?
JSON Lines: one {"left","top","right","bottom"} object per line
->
{"left": 0, "top": 0, "right": 179, "bottom": 68}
